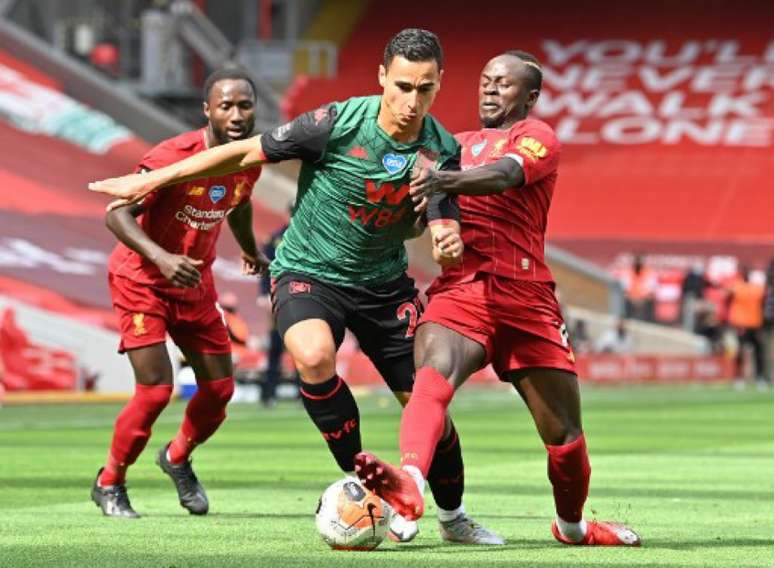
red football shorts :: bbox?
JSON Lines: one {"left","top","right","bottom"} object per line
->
{"left": 421, "top": 274, "right": 576, "bottom": 378}
{"left": 109, "top": 273, "right": 231, "bottom": 355}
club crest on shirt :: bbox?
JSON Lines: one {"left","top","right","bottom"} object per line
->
{"left": 489, "top": 138, "right": 508, "bottom": 159}
{"left": 347, "top": 145, "right": 369, "bottom": 160}
{"left": 132, "top": 313, "right": 146, "bottom": 336}
{"left": 471, "top": 140, "right": 488, "bottom": 157}
{"left": 230, "top": 179, "right": 248, "bottom": 207}
{"left": 209, "top": 185, "right": 226, "bottom": 204}
{"left": 382, "top": 153, "right": 407, "bottom": 175}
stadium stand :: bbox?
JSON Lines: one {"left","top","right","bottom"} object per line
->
{"left": 284, "top": 0, "right": 774, "bottom": 266}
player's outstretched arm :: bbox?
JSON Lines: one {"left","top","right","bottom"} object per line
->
{"left": 410, "top": 157, "right": 524, "bottom": 201}
{"left": 89, "top": 136, "right": 267, "bottom": 210}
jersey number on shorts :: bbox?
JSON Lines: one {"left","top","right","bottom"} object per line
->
{"left": 396, "top": 299, "right": 423, "bottom": 338}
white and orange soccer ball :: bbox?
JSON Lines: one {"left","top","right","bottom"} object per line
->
{"left": 315, "top": 477, "right": 392, "bottom": 550}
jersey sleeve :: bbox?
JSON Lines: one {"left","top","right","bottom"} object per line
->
{"left": 426, "top": 143, "right": 461, "bottom": 223}
{"left": 260, "top": 104, "right": 337, "bottom": 163}
{"left": 438, "top": 142, "right": 461, "bottom": 172}
{"left": 133, "top": 140, "right": 185, "bottom": 209}
{"left": 505, "top": 125, "right": 560, "bottom": 185}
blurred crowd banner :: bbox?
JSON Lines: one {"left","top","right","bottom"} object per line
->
{"left": 573, "top": 355, "right": 734, "bottom": 383}
{"left": 340, "top": 350, "right": 734, "bottom": 385}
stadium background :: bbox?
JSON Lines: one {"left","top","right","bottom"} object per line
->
{"left": 0, "top": 1, "right": 773, "bottom": 567}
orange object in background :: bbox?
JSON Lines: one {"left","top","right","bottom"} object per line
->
{"left": 0, "top": 308, "right": 78, "bottom": 391}
{"left": 728, "top": 280, "right": 765, "bottom": 329}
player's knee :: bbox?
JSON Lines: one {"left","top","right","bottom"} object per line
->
{"left": 200, "top": 377, "right": 235, "bottom": 405}
{"left": 549, "top": 424, "right": 583, "bottom": 446}
{"left": 137, "top": 373, "right": 174, "bottom": 388}
{"left": 292, "top": 345, "right": 336, "bottom": 381}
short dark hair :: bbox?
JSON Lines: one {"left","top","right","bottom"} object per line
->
{"left": 504, "top": 50, "right": 543, "bottom": 91}
{"left": 203, "top": 65, "right": 257, "bottom": 101}
{"left": 383, "top": 28, "right": 443, "bottom": 70}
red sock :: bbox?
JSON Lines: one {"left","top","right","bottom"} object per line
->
{"left": 546, "top": 434, "right": 591, "bottom": 522}
{"left": 167, "top": 376, "right": 234, "bottom": 464}
{"left": 400, "top": 367, "right": 455, "bottom": 477}
{"left": 100, "top": 383, "right": 173, "bottom": 486}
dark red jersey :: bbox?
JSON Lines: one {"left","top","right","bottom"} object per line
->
{"left": 433, "top": 118, "right": 560, "bottom": 289}
{"left": 108, "top": 129, "right": 261, "bottom": 301}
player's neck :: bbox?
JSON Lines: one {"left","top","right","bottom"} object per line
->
{"left": 204, "top": 125, "right": 223, "bottom": 149}
{"left": 498, "top": 111, "right": 529, "bottom": 130}
{"left": 377, "top": 107, "right": 422, "bottom": 144}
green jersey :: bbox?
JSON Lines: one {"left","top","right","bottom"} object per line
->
{"left": 261, "top": 95, "right": 460, "bottom": 286}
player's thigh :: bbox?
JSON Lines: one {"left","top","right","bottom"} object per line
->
{"left": 504, "top": 367, "right": 582, "bottom": 446}
{"left": 126, "top": 343, "right": 175, "bottom": 386}
{"left": 168, "top": 296, "right": 234, "bottom": 380}
{"left": 414, "top": 322, "right": 486, "bottom": 389}
{"left": 273, "top": 273, "right": 347, "bottom": 348}
{"left": 349, "top": 275, "right": 422, "bottom": 393}
{"left": 283, "top": 319, "right": 340, "bottom": 379}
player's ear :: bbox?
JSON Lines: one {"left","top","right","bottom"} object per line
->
{"left": 525, "top": 89, "right": 540, "bottom": 111}
{"left": 378, "top": 64, "right": 387, "bottom": 88}
{"left": 202, "top": 101, "right": 211, "bottom": 120}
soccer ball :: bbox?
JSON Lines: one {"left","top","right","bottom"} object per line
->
{"left": 315, "top": 478, "right": 392, "bottom": 550}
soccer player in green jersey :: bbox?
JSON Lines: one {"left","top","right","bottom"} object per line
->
{"left": 90, "top": 29, "right": 503, "bottom": 545}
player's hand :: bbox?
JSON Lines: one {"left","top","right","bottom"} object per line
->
{"left": 431, "top": 226, "right": 464, "bottom": 267}
{"left": 155, "top": 253, "right": 204, "bottom": 287}
{"left": 410, "top": 167, "right": 441, "bottom": 213}
{"left": 88, "top": 172, "right": 163, "bottom": 211}
{"left": 241, "top": 250, "right": 270, "bottom": 276}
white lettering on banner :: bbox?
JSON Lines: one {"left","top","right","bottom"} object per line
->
{"left": 0, "top": 236, "right": 253, "bottom": 283}
{"left": 557, "top": 116, "right": 773, "bottom": 146}
{"left": 0, "top": 239, "right": 96, "bottom": 274}
{"left": 536, "top": 38, "right": 774, "bottom": 146}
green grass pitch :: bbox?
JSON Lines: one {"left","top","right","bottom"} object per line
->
{"left": 1, "top": 384, "right": 772, "bottom": 567}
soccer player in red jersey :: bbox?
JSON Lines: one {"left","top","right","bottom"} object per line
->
{"left": 91, "top": 67, "right": 269, "bottom": 518}
{"left": 355, "top": 51, "right": 641, "bottom": 546}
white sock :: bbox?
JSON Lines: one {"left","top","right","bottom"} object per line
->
{"left": 345, "top": 471, "right": 356, "bottom": 480}
{"left": 437, "top": 503, "right": 465, "bottom": 522}
{"left": 556, "top": 516, "right": 588, "bottom": 542}
{"left": 401, "top": 465, "right": 426, "bottom": 495}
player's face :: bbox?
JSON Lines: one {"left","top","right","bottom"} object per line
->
{"left": 378, "top": 56, "right": 441, "bottom": 131}
{"left": 204, "top": 79, "right": 256, "bottom": 145}
{"left": 478, "top": 56, "right": 538, "bottom": 129}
